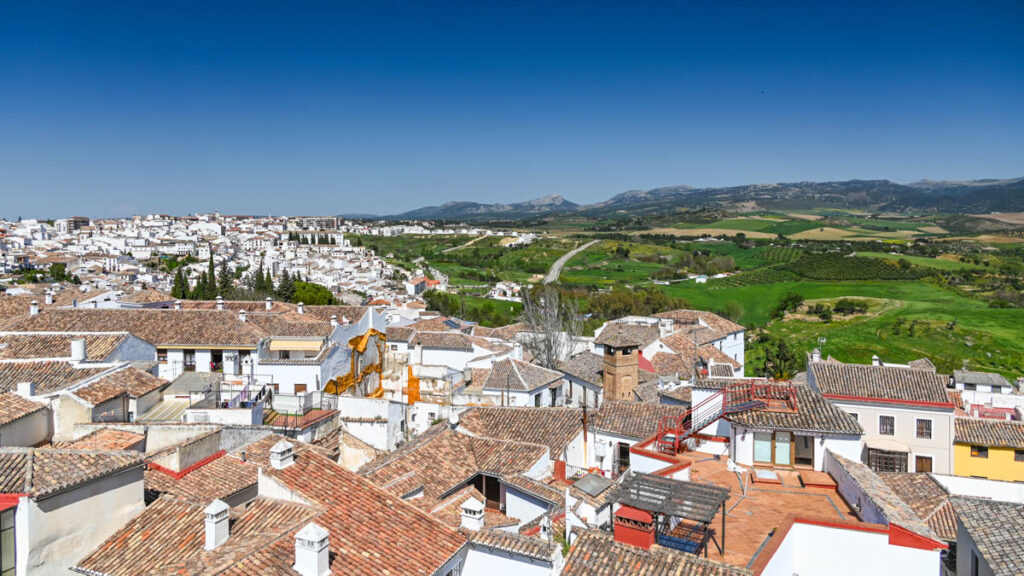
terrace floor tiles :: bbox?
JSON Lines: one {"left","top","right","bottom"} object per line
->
{"left": 680, "top": 456, "right": 858, "bottom": 568}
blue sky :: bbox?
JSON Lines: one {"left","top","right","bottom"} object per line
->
{"left": 1, "top": 1, "right": 1022, "bottom": 218}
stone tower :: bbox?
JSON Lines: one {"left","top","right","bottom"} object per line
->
{"left": 596, "top": 323, "right": 643, "bottom": 402}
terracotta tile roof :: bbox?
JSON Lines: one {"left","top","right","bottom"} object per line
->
{"left": 2, "top": 309, "right": 267, "bottom": 348}
{"left": 361, "top": 427, "right": 547, "bottom": 505}
{"left": 878, "top": 472, "right": 957, "bottom": 542}
{"left": 562, "top": 530, "right": 750, "bottom": 576}
{"left": 304, "top": 305, "right": 370, "bottom": 324}
{"left": 458, "top": 406, "right": 583, "bottom": 456}
{"left": 470, "top": 527, "right": 559, "bottom": 561}
{"left": 145, "top": 452, "right": 258, "bottom": 503}
{"left": 559, "top": 352, "right": 604, "bottom": 386}
{"left": 954, "top": 370, "right": 1012, "bottom": 388}
{"left": 180, "top": 299, "right": 299, "bottom": 313}
{"left": 228, "top": 433, "right": 329, "bottom": 468}
{"left": 0, "top": 392, "right": 47, "bottom": 427}
{"left": 119, "top": 288, "right": 174, "bottom": 304}
{"left": 810, "top": 362, "right": 951, "bottom": 405}
{"left": 74, "top": 495, "right": 317, "bottom": 576}
{"left": 594, "top": 322, "right": 660, "bottom": 348}
{"left": 73, "top": 367, "right": 167, "bottom": 405}
{"left": 245, "top": 442, "right": 468, "bottom": 575}
{"left": 412, "top": 331, "right": 475, "bottom": 351}
{"left": 488, "top": 322, "right": 530, "bottom": 340}
{"left": 263, "top": 408, "right": 337, "bottom": 430}
{"left": 652, "top": 309, "right": 745, "bottom": 341}
{"left": 951, "top": 497, "right": 1024, "bottom": 576}
{"left": 658, "top": 386, "right": 692, "bottom": 404}
{"left": 428, "top": 485, "right": 519, "bottom": 529}
{"left": 57, "top": 428, "right": 145, "bottom": 452}
{"left": 828, "top": 452, "right": 938, "bottom": 540}
{"left": 0, "top": 448, "right": 143, "bottom": 498}
{"left": 483, "top": 358, "right": 563, "bottom": 393}
{"left": 727, "top": 384, "right": 864, "bottom": 435}
{"left": 0, "top": 360, "right": 110, "bottom": 395}
{"left": 954, "top": 417, "right": 1024, "bottom": 449}
{"left": 409, "top": 316, "right": 470, "bottom": 333}
{"left": 386, "top": 326, "right": 415, "bottom": 342}
{"left": 908, "top": 357, "right": 936, "bottom": 371}
{"left": 592, "top": 401, "right": 690, "bottom": 440}
{"left": 0, "top": 332, "right": 129, "bottom": 360}
{"left": 246, "top": 313, "right": 333, "bottom": 339}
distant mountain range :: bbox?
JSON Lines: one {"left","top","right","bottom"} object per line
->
{"left": 341, "top": 177, "right": 1024, "bottom": 221}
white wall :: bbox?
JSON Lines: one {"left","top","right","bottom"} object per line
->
{"left": 930, "top": 474, "right": 1024, "bottom": 504}
{"left": 21, "top": 467, "right": 144, "bottom": 576}
{"left": 758, "top": 522, "right": 940, "bottom": 576}
{"left": 0, "top": 409, "right": 50, "bottom": 447}
{"left": 504, "top": 486, "right": 549, "bottom": 525}
{"left": 956, "top": 522, "right": 995, "bottom": 576}
{"left": 731, "top": 426, "right": 862, "bottom": 472}
{"left": 462, "top": 545, "right": 554, "bottom": 576}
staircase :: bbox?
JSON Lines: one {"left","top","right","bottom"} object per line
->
{"left": 655, "top": 381, "right": 797, "bottom": 454}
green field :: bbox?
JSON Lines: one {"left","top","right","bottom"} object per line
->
{"left": 855, "top": 251, "right": 982, "bottom": 271}
{"left": 664, "top": 279, "right": 1024, "bottom": 377}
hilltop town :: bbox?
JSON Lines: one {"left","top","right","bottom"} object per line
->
{"left": 0, "top": 213, "right": 1021, "bottom": 575}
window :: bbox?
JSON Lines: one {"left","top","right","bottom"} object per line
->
{"left": 157, "top": 349, "right": 168, "bottom": 363}
{"left": 915, "top": 455, "right": 933, "bottom": 473}
{"left": 1, "top": 508, "right": 14, "bottom": 576}
{"left": 1016, "top": 450, "right": 1024, "bottom": 463}
{"left": 971, "top": 446, "right": 989, "bottom": 458}
{"left": 964, "top": 383, "right": 977, "bottom": 391}
{"left": 279, "top": 350, "right": 290, "bottom": 360}
{"left": 916, "top": 419, "right": 932, "bottom": 439}
{"left": 534, "top": 394, "right": 541, "bottom": 407}
{"left": 848, "top": 412, "right": 859, "bottom": 422}
{"left": 879, "top": 415, "right": 895, "bottom": 436}
{"left": 868, "top": 449, "right": 907, "bottom": 472}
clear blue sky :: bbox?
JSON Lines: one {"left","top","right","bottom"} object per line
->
{"left": 1, "top": 1, "right": 1021, "bottom": 218}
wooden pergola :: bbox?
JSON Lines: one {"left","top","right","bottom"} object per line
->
{"left": 611, "top": 472, "right": 730, "bottom": 557}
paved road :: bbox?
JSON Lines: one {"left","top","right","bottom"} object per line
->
{"left": 441, "top": 235, "right": 484, "bottom": 254}
{"left": 544, "top": 240, "right": 600, "bottom": 284}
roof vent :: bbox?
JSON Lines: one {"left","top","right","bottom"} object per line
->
{"left": 29, "top": 300, "right": 39, "bottom": 316}
{"left": 297, "top": 302, "right": 304, "bottom": 315}
{"left": 293, "top": 522, "right": 330, "bottom": 576}
{"left": 265, "top": 297, "right": 273, "bottom": 311}
{"left": 811, "top": 348, "right": 821, "bottom": 363}
{"left": 460, "top": 496, "right": 484, "bottom": 531}
{"left": 871, "top": 355, "right": 881, "bottom": 367}
{"left": 270, "top": 440, "right": 295, "bottom": 469}
{"left": 204, "top": 499, "right": 230, "bottom": 550}
{"left": 448, "top": 411, "right": 460, "bottom": 430}
{"left": 238, "top": 309, "right": 247, "bottom": 323}
{"left": 216, "top": 295, "right": 224, "bottom": 311}
{"left": 44, "top": 291, "right": 54, "bottom": 305}
{"left": 330, "top": 315, "right": 338, "bottom": 327}
{"left": 174, "top": 300, "right": 182, "bottom": 311}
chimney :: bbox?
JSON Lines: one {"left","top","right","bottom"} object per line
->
{"left": 270, "top": 440, "right": 295, "bottom": 469}
{"left": 872, "top": 355, "right": 881, "bottom": 367}
{"left": 811, "top": 348, "right": 821, "bottom": 363}
{"left": 71, "top": 338, "right": 87, "bottom": 362}
{"left": 265, "top": 297, "right": 273, "bottom": 311}
{"left": 460, "top": 496, "right": 484, "bottom": 531}
{"left": 174, "top": 300, "right": 182, "bottom": 311}
{"left": 29, "top": 300, "right": 39, "bottom": 316}
{"left": 448, "top": 411, "right": 460, "bottom": 430}
{"left": 203, "top": 499, "right": 230, "bottom": 550}
{"left": 293, "top": 522, "right": 330, "bottom": 576}
{"left": 329, "top": 315, "right": 338, "bottom": 327}
{"left": 16, "top": 381, "right": 36, "bottom": 398}
{"left": 216, "top": 295, "right": 224, "bottom": 311}
{"left": 44, "top": 291, "right": 54, "bottom": 305}
{"left": 238, "top": 309, "right": 247, "bottom": 323}
{"left": 297, "top": 302, "right": 304, "bottom": 315}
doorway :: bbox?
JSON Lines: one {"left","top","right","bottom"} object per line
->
{"left": 794, "top": 435, "right": 815, "bottom": 467}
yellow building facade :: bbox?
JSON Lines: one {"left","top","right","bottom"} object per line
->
{"left": 953, "top": 417, "right": 1024, "bottom": 482}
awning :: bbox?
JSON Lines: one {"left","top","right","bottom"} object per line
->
{"left": 865, "top": 437, "right": 910, "bottom": 452}
{"left": 268, "top": 339, "right": 323, "bottom": 352}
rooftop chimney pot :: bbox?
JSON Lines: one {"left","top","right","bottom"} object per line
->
{"left": 239, "top": 309, "right": 247, "bottom": 323}
{"left": 70, "top": 338, "right": 87, "bottom": 362}
{"left": 29, "top": 300, "right": 39, "bottom": 316}
{"left": 872, "top": 355, "right": 881, "bottom": 366}
{"left": 329, "top": 315, "right": 338, "bottom": 327}
{"left": 811, "top": 348, "right": 821, "bottom": 363}
{"left": 270, "top": 440, "right": 295, "bottom": 469}
{"left": 297, "top": 302, "right": 304, "bottom": 314}
{"left": 44, "top": 291, "right": 54, "bottom": 305}
{"left": 216, "top": 296, "right": 224, "bottom": 311}
{"left": 265, "top": 297, "right": 273, "bottom": 311}
{"left": 16, "top": 381, "right": 36, "bottom": 398}
{"left": 293, "top": 522, "right": 330, "bottom": 576}
{"left": 204, "top": 499, "right": 230, "bottom": 550}
{"left": 460, "top": 496, "right": 484, "bottom": 531}
{"left": 174, "top": 300, "right": 182, "bottom": 311}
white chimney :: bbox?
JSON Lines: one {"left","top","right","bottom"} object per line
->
{"left": 270, "top": 440, "right": 295, "bottom": 469}
{"left": 811, "top": 348, "right": 821, "bottom": 363}
{"left": 216, "top": 296, "right": 224, "bottom": 311}
{"left": 293, "top": 522, "right": 330, "bottom": 576}
{"left": 44, "top": 291, "right": 54, "bottom": 305}
{"left": 238, "top": 309, "right": 247, "bottom": 323}
{"left": 330, "top": 315, "right": 338, "bottom": 327}
{"left": 204, "top": 499, "right": 230, "bottom": 550}
{"left": 460, "top": 496, "right": 484, "bottom": 531}
{"left": 265, "top": 297, "right": 273, "bottom": 311}
{"left": 174, "top": 300, "right": 182, "bottom": 310}
{"left": 448, "top": 411, "right": 460, "bottom": 430}
{"left": 16, "top": 382, "right": 36, "bottom": 398}
{"left": 872, "top": 355, "right": 881, "bottom": 367}
{"left": 71, "top": 338, "right": 87, "bottom": 362}
{"left": 29, "top": 300, "right": 39, "bottom": 316}
{"left": 297, "top": 302, "right": 304, "bottom": 315}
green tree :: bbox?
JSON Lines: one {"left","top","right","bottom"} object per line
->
{"left": 292, "top": 281, "right": 335, "bottom": 305}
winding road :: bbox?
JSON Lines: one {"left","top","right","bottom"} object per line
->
{"left": 543, "top": 240, "right": 600, "bottom": 284}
